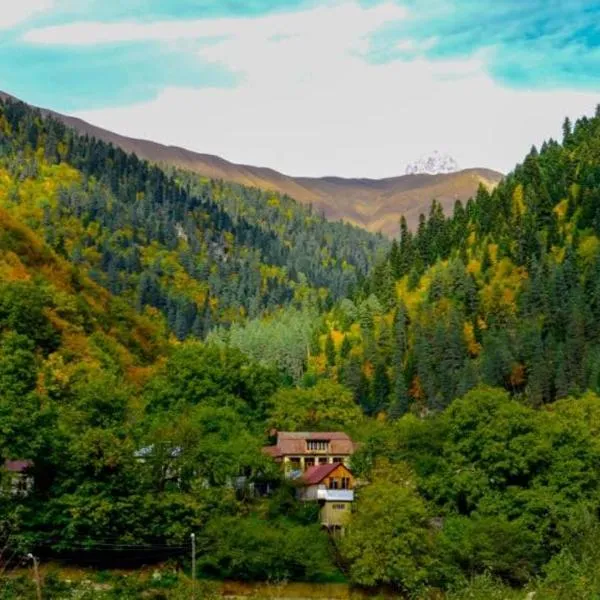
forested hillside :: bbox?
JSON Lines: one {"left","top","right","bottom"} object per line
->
{"left": 4, "top": 94, "right": 600, "bottom": 599}
{"left": 0, "top": 97, "right": 384, "bottom": 340}
{"left": 293, "top": 106, "right": 600, "bottom": 597}
{"left": 319, "top": 108, "right": 600, "bottom": 416}
{"left": 0, "top": 201, "right": 352, "bottom": 585}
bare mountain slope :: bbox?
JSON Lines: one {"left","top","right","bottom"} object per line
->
{"left": 0, "top": 91, "right": 502, "bottom": 235}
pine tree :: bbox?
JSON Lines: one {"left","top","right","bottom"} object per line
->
{"left": 343, "top": 354, "right": 370, "bottom": 410}
{"left": 371, "top": 361, "right": 390, "bottom": 415}
{"left": 481, "top": 245, "right": 492, "bottom": 274}
{"left": 562, "top": 116, "right": 572, "bottom": 143}
{"left": 340, "top": 335, "right": 352, "bottom": 359}
{"left": 174, "top": 301, "right": 189, "bottom": 341}
{"left": 389, "top": 239, "right": 402, "bottom": 278}
{"left": 325, "top": 333, "right": 336, "bottom": 367}
{"left": 389, "top": 369, "right": 409, "bottom": 419}
{"left": 398, "top": 216, "right": 414, "bottom": 277}
{"left": 393, "top": 304, "right": 407, "bottom": 366}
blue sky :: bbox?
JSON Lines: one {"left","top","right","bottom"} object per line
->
{"left": 2, "top": 0, "right": 599, "bottom": 176}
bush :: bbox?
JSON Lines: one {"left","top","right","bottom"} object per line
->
{"left": 196, "top": 516, "right": 337, "bottom": 582}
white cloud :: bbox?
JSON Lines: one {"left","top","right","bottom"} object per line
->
{"left": 23, "top": 2, "right": 407, "bottom": 45}
{"left": 0, "top": 0, "right": 54, "bottom": 30}
{"left": 25, "top": 1, "right": 600, "bottom": 177}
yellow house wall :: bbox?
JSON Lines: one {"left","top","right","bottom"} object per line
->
{"left": 321, "top": 501, "right": 351, "bottom": 527}
{"left": 282, "top": 455, "right": 351, "bottom": 471}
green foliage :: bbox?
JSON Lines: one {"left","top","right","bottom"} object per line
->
{"left": 444, "top": 573, "right": 524, "bottom": 600}
{"left": 341, "top": 462, "right": 434, "bottom": 593}
{"left": 208, "top": 307, "right": 315, "bottom": 381}
{"left": 0, "top": 281, "right": 59, "bottom": 352}
{"left": 144, "top": 342, "right": 278, "bottom": 418}
{"left": 0, "top": 331, "right": 46, "bottom": 459}
{"left": 437, "top": 515, "right": 539, "bottom": 584}
{"left": 0, "top": 569, "right": 214, "bottom": 600}
{"left": 197, "top": 516, "right": 335, "bottom": 582}
{"left": 267, "top": 380, "right": 362, "bottom": 432}
{"left": 349, "top": 386, "right": 600, "bottom": 594}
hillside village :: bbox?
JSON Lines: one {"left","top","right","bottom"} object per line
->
{"left": 4, "top": 432, "right": 360, "bottom": 533}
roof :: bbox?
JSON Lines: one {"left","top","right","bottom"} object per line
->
{"left": 277, "top": 432, "right": 351, "bottom": 440}
{"left": 301, "top": 463, "right": 348, "bottom": 485}
{"left": 262, "top": 431, "right": 355, "bottom": 458}
{"left": 262, "top": 446, "right": 280, "bottom": 458}
{"left": 4, "top": 460, "right": 33, "bottom": 473}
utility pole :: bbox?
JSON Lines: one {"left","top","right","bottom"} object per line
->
{"left": 27, "top": 554, "right": 42, "bottom": 600}
{"left": 190, "top": 533, "right": 196, "bottom": 600}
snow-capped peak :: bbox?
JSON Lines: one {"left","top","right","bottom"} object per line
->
{"left": 405, "top": 151, "right": 460, "bottom": 175}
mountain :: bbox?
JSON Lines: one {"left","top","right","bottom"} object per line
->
{"left": 0, "top": 95, "right": 384, "bottom": 341}
{"left": 405, "top": 150, "right": 460, "bottom": 175}
{"left": 331, "top": 107, "right": 600, "bottom": 415}
{"left": 0, "top": 91, "right": 502, "bottom": 236}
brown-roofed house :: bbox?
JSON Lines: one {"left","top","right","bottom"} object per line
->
{"left": 263, "top": 431, "right": 355, "bottom": 478}
{"left": 2, "top": 459, "right": 34, "bottom": 496}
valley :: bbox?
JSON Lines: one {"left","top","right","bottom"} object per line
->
{"left": 2, "top": 93, "right": 600, "bottom": 600}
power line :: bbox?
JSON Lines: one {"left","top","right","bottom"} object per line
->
{"left": 57, "top": 542, "right": 190, "bottom": 549}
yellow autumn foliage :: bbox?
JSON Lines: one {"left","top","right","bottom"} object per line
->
{"left": 578, "top": 235, "right": 600, "bottom": 266}
{"left": 463, "top": 321, "right": 481, "bottom": 357}
{"left": 480, "top": 258, "right": 528, "bottom": 320}
{"left": 553, "top": 198, "right": 569, "bottom": 221}
{"left": 512, "top": 184, "right": 526, "bottom": 219}
{"left": 330, "top": 329, "right": 344, "bottom": 347}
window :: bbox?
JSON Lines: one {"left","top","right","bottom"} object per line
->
{"left": 329, "top": 479, "right": 339, "bottom": 489}
{"left": 341, "top": 477, "right": 350, "bottom": 489}
{"left": 332, "top": 457, "right": 343, "bottom": 463}
{"left": 332, "top": 504, "right": 346, "bottom": 510}
{"left": 318, "top": 457, "right": 328, "bottom": 465}
{"left": 305, "top": 458, "right": 315, "bottom": 469}
{"left": 287, "top": 458, "right": 301, "bottom": 476}
{"left": 307, "top": 440, "right": 329, "bottom": 451}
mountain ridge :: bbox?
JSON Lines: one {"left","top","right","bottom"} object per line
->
{"left": 0, "top": 90, "right": 502, "bottom": 235}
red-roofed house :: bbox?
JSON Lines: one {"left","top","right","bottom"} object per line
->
{"left": 263, "top": 431, "right": 355, "bottom": 478}
{"left": 298, "top": 462, "right": 355, "bottom": 531}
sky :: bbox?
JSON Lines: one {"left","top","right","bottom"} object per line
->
{"left": 1, "top": 0, "right": 600, "bottom": 177}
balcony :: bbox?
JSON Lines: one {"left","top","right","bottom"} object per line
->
{"left": 316, "top": 489, "right": 354, "bottom": 502}
{"left": 285, "top": 468, "right": 303, "bottom": 480}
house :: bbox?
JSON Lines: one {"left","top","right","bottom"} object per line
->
{"left": 134, "top": 445, "right": 256, "bottom": 494}
{"left": 134, "top": 445, "right": 183, "bottom": 489}
{"left": 3, "top": 460, "right": 34, "bottom": 497}
{"left": 298, "top": 462, "right": 355, "bottom": 532}
{"left": 262, "top": 431, "right": 355, "bottom": 479}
